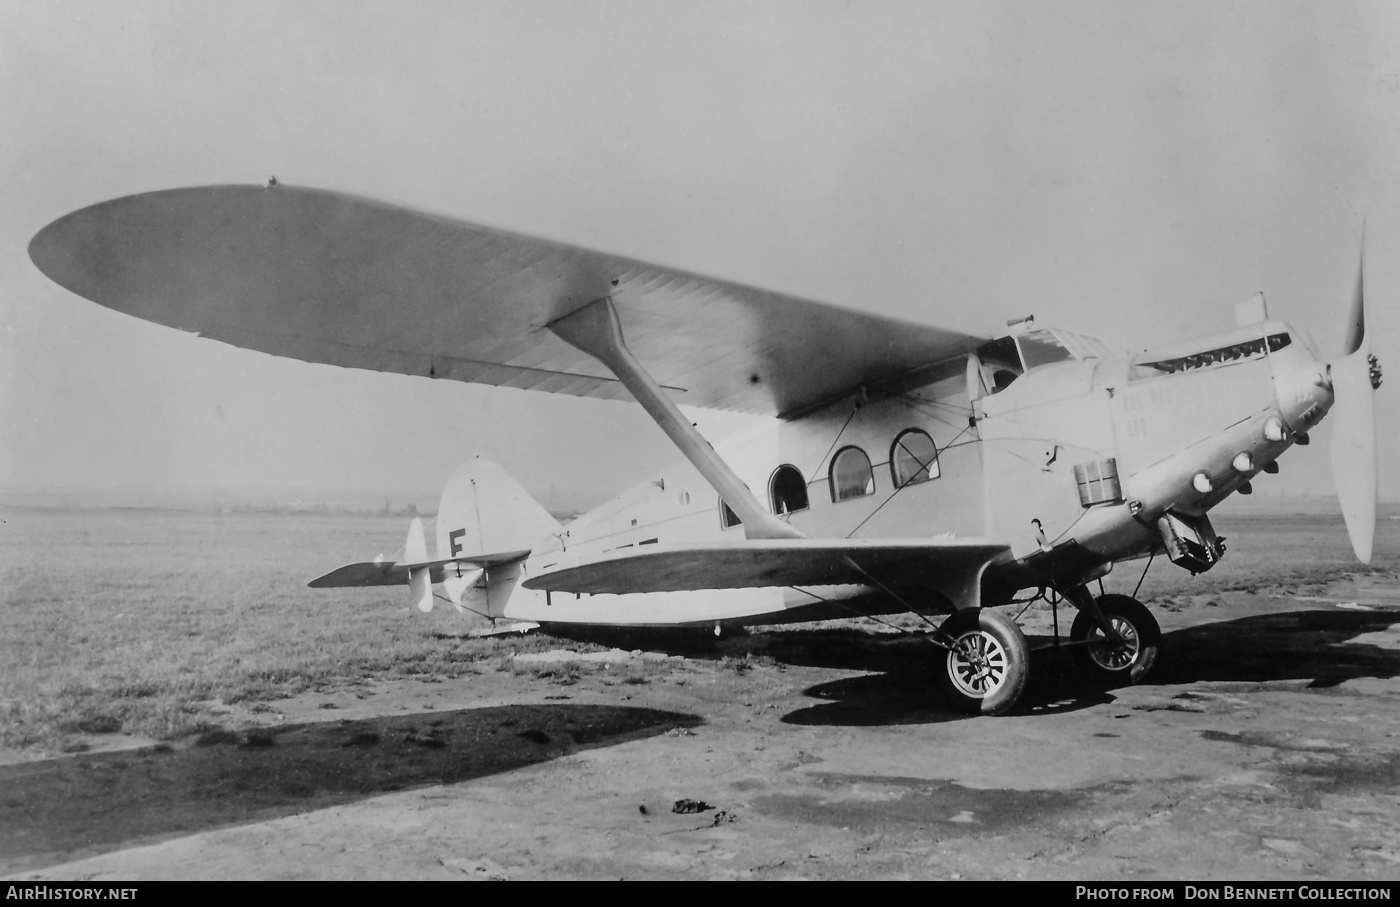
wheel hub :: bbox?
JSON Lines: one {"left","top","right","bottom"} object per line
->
{"left": 1088, "top": 617, "right": 1139, "bottom": 670}
{"left": 947, "top": 632, "right": 1008, "bottom": 698}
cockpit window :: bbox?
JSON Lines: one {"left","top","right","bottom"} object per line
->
{"left": 976, "top": 336, "right": 1024, "bottom": 392}
{"left": 975, "top": 327, "right": 1102, "bottom": 395}
{"left": 1015, "top": 329, "right": 1075, "bottom": 370}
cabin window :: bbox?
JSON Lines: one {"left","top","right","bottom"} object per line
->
{"left": 891, "top": 429, "right": 940, "bottom": 487}
{"left": 719, "top": 498, "right": 742, "bottom": 530}
{"left": 769, "top": 465, "right": 809, "bottom": 515}
{"left": 830, "top": 446, "right": 875, "bottom": 501}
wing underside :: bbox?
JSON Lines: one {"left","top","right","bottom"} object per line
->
{"left": 523, "top": 538, "right": 1010, "bottom": 597}
{"left": 30, "top": 184, "right": 985, "bottom": 417}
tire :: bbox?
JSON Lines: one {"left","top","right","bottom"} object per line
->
{"left": 935, "top": 608, "right": 1030, "bottom": 716}
{"left": 1069, "top": 594, "right": 1161, "bottom": 684}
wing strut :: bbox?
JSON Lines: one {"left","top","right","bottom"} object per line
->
{"left": 549, "top": 297, "right": 804, "bottom": 540}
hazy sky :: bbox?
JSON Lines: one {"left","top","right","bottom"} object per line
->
{"left": 3, "top": 0, "right": 1398, "bottom": 504}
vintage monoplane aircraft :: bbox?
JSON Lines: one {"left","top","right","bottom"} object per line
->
{"left": 29, "top": 184, "right": 1382, "bottom": 715}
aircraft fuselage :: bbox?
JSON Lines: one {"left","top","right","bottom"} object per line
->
{"left": 529, "top": 315, "right": 1330, "bottom": 624}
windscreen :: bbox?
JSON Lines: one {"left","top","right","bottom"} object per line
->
{"left": 1015, "top": 329, "right": 1075, "bottom": 370}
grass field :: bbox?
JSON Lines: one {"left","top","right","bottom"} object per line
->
{"left": 0, "top": 508, "right": 604, "bottom": 753}
{"left": 2, "top": 504, "right": 1395, "bottom": 755}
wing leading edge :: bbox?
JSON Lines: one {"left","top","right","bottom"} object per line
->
{"left": 29, "top": 184, "right": 985, "bottom": 417}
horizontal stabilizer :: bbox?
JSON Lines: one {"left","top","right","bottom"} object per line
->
{"left": 523, "top": 538, "right": 1009, "bottom": 595}
{"left": 308, "top": 550, "right": 531, "bottom": 588}
{"left": 309, "top": 561, "right": 417, "bottom": 588}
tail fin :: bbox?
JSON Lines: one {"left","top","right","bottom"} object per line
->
{"left": 309, "top": 458, "right": 559, "bottom": 619}
{"left": 435, "top": 457, "right": 561, "bottom": 618}
{"left": 435, "top": 457, "right": 561, "bottom": 562}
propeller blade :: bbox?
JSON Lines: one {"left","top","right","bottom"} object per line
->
{"left": 1343, "top": 238, "right": 1366, "bottom": 355}
{"left": 410, "top": 567, "right": 434, "bottom": 613}
{"left": 1329, "top": 246, "right": 1376, "bottom": 564}
{"left": 405, "top": 517, "right": 433, "bottom": 612}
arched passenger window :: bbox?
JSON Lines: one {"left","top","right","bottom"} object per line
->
{"left": 830, "top": 447, "right": 875, "bottom": 502}
{"left": 769, "top": 465, "right": 809, "bottom": 516}
{"left": 719, "top": 498, "right": 742, "bottom": 530}
{"left": 891, "top": 429, "right": 940, "bottom": 487}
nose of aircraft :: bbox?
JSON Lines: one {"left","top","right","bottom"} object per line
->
{"left": 1273, "top": 347, "right": 1333, "bottom": 435}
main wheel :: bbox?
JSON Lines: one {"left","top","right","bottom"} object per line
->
{"left": 1069, "top": 594, "right": 1161, "bottom": 684}
{"left": 935, "top": 608, "right": 1029, "bottom": 716}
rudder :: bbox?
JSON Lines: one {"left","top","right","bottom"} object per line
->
{"left": 436, "top": 456, "right": 561, "bottom": 563}
{"left": 436, "top": 457, "right": 561, "bottom": 620}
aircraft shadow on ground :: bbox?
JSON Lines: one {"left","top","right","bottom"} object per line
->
{"left": 535, "top": 608, "right": 1399, "bottom": 729}
{"left": 1149, "top": 607, "right": 1400, "bottom": 687}
{"left": 1014, "top": 607, "right": 1400, "bottom": 717}
{"left": 745, "top": 608, "right": 1400, "bottom": 728}
{"left": 550, "top": 624, "right": 983, "bottom": 727}
{"left": 774, "top": 634, "right": 1118, "bottom": 727}
{"left": 0, "top": 703, "right": 698, "bottom": 875}
{"left": 556, "top": 625, "right": 1111, "bottom": 726}
{"left": 758, "top": 630, "right": 970, "bottom": 727}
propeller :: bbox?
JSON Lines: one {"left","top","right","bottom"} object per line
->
{"left": 1329, "top": 241, "right": 1380, "bottom": 564}
{"left": 403, "top": 517, "right": 434, "bottom": 613}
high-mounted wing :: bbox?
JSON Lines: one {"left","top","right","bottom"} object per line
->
{"left": 29, "top": 185, "right": 984, "bottom": 417}
{"left": 524, "top": 538, "right": 1010, "bottom": 609}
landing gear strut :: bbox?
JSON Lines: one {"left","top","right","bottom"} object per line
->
{"left": 934, "top": 608, "right": 1029, "bottom": 716}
